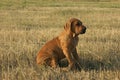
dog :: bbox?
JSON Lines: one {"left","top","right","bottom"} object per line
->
{"left": 36, "top": 18, "right": 86, "bottom": 70}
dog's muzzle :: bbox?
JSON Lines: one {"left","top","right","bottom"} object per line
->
{"left": 81, "top": 27, "right": 86, "bottom": 34}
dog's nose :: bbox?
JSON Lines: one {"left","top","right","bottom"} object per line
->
{"left": 82, "top": 26, "right": 86, "bottom": 33}
{"left": 83, "top": 27, "right": 86, "bottom": 31}
{"left": 84, "top": 27, "right": 86, "bottom": 31}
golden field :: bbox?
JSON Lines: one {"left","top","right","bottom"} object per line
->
{"left": 0, "top": 0, "right": 120, "bottom": 80}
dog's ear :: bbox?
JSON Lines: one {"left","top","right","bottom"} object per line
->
{"left": 64, "top": 20, "right": 72, "bottom": 33}
{"left": 64, "top": 18, "right": 78, "bottom": 34}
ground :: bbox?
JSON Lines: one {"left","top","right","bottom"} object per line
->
{"left": 0, "top": 0, "right": 120, "bottom": 80}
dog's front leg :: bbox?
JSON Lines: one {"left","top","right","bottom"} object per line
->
{"left": 62, "top": 48, "right": 76, "bottom": 70}
{"left": 72, "top": 48, "right": 81, "bottom": 70}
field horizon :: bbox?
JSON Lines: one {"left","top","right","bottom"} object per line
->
{"left": 0, "top": 0, "right": 120, "bottom": 80}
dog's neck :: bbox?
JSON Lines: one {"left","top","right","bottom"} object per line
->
{"left": 73, "top": 33, "right": 79, "bottom": 38}
{"left": 62, "top": 30, "right": 78, "bottom": 38}
{"left": 58, "top": 31, "right": 79, "bottom": 45}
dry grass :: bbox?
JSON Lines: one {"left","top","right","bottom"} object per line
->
{"left": 0, "top": 0, "right": 120, "bottom": 80}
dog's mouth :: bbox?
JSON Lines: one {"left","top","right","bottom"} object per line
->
{"left": 80, "top": 28, "right": 86, "bottom": 34}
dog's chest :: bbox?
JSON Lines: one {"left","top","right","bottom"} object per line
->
{"left": 71, "top": 37, "right": 79, "bottom": 48}
{"left": 59, "top": 35, "right": 79, "bottom": 49}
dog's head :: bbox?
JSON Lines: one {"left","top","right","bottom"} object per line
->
{"left": 64, "top": 18, "right": 86, "bottom": 36}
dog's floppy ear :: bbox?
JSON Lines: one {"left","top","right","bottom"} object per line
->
{"left": 64, "top": 20, "right": 72, "bottom": 33}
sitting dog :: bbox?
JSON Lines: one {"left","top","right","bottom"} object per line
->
{"left": 36, "top": 18, "right": 86, "bottom": 70}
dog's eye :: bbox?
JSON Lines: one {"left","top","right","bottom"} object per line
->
{"left": 76, "top": 22, "right": 82, "bottom": 26}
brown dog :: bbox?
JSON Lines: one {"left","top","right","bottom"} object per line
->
{"left": 36, "top": 18, "right": 86, "bottom": 70}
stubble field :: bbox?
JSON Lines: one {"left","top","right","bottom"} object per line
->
{"left": 0, "top": 0, "right": 120, "bottom": 80}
